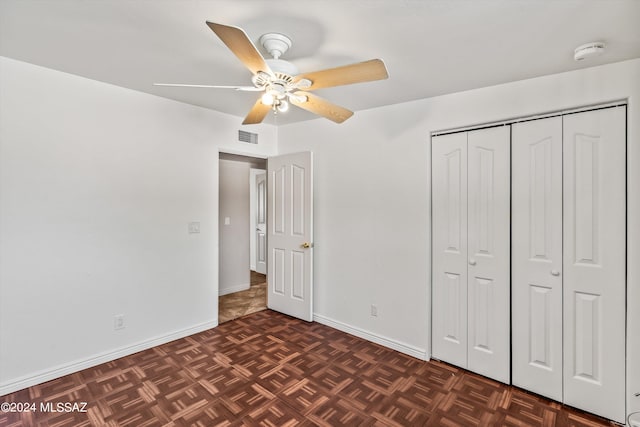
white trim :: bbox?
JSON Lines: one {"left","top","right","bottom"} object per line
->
{"left": 431, "top": 99, "right": 627, "bottom": 136}
{"left": 0, "top": 320, "right": 217, "bottom": 396}
{"left": 218, "top": 147, "right": 268, "bottom": 159}
{"left": 313, "top": 313, "right": 429, "bottom": 361}
{"left": 218, "top": 283, "right": 250, "bottom": 296}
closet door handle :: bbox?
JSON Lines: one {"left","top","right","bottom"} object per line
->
{"left": 469, "top": 259, "right": 476, "bottom": 266}
{"left": 551, "top": 269, "right": 560, "bottom": 276}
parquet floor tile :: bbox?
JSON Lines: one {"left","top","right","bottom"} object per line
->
{"left": 304, "top": 396, "right": 374, "bottom": 427}
{"left": 1, "top": 310, "right": 618, "bottom": 426}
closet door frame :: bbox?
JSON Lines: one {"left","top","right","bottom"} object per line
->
{"left": 431, "top": 103, "right": 628, "bottom": 423}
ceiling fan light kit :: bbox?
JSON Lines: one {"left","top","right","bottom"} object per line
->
{"left": 154, "top": 21, "right": 389, "bottom": 124}
{"left": 276, "top": 100, "right": 289, "bottom": 112}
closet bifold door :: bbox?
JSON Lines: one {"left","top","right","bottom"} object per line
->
{"left": 466, "top": 126, "right": 511, "bottom": 384}
{"left": 432, "top": 132, "right": 468, "bottom": 368}
{"left": 512, "top": 117, "right": 563, "bottom": 401}
{"left": 563, "top": 107, "right": 626, "bottom": 423}
{"left": 432, "top": 127, "right": 510, "bottom": 383}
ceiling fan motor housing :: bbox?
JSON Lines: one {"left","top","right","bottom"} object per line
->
{"left": 266, "top": 58, "right": 299, "bottom": 76}
{"left": 259, "top": 33, "right": 292, "bottom": 59}
{"left": 259, "top": 32, "right": 300, "bottom": 77}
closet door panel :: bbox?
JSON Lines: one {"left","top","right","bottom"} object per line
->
{"left": 466, "top": 126, "right": 511, "bottom": 383}
{"left": 511, "top": 117, "right": 563, "bottom": 401}
{"left": 563, "top": 107, "right": 626, "bottom": 423}
{"left": 432, "top": 132, "right": 468, "bottom": 368}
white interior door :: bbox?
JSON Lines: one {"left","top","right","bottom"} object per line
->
{"left": 466, "top": 126, "right": 511, "bottom": 384}
{"left": 512, "top": 116, "right": 563, "bottom": 401}
{"left": 255, "top": 171, "right": 267, "bottom": 275}
{"left": 432, "top": 132, "right": 468, "bottom": 368}
{"left": 563, "top": 107, "right": 626, "bottom": 423}
{"left": 267, "top": 151, "right": 314, "bottom": 321}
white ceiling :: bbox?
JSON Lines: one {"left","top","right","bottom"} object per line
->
{"left": 1, "top": 0, "right": 639, "bottom": 126}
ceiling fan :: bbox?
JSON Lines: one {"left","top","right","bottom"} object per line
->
{"left": 154, "top": 22, "right": 389, "bottom": 125}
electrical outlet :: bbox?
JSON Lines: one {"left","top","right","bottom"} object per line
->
{"left": 188, "top": 221, "right": 201, "bottom": 234}
{"left": 114, "top": 314, "right": 125, "bottom": 330}
{"left": 370, "top": 304, "right": 378, "bottom": 317}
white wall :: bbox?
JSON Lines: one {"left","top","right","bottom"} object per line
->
{"left": 218, "top": 155, "right": 265, "bottom": 295}
{"left": 277, "top": 58, "right": 640, "bottom": 418}
{"left": 0, "top": 56, "right": 277, "bottom": 394}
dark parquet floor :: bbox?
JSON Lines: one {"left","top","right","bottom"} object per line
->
{"left": 0, "top": 310, "right": 616, "bottom": 426}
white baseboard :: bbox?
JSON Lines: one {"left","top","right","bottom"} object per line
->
{"left": 219, "top": 283, "right": 250, "bottom": 296}
{"left": 313, "top": 313, "right": 429, "bottom": 361}
{"left": 0, "top": 320, "right": 218, "bottom": 396}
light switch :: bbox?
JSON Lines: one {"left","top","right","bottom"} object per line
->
{"left": 188, "top": 221, "right": 200, "bottom": 234}
{"left": 224, "top": 217, "right": 231, "bottom": 225}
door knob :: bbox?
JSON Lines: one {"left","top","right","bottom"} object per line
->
{"left": 469, "top": 259, "right": 476, "bottom": 266}
{"left": 551, "top": 269, "right": 560, "bottom": 276}
{"left": 301, "top": 242, "right": 311, "bottom": 249}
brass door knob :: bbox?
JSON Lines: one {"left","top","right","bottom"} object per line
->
{"left": 301, "top": 242, "right": 311, "bottom": 249}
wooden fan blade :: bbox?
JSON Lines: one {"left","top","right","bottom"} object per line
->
{"left": 243, "top": 98, "right": 271, "bottom": 125}
{"left": 294, "top": 59, "right": 388, "bottom": 90}
{"left": 206, "top": 21, "right": 272, "bottom": 76}
{"left": 290, "top": 92, "right": 353, "bottom": 123}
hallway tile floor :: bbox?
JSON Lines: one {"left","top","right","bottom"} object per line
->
{"left": 218, "top": 271, "right": 267, "bottom": 324}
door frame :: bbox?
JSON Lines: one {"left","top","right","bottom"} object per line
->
{"left": 216, "top": 149, "right": 269, "bottom": 322}
{"left": 216, "top": 148, "right": 314, "bottom": 323}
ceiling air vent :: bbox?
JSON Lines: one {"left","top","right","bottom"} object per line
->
{"left": 238, "top": 130, "right": 258, "bottom": 144}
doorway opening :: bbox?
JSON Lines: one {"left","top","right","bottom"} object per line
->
{"left": 218, "top": 271, "right": 267, "bottom": 323}
{"left": 218, "top": 152, "right": 267, "bottom": 323}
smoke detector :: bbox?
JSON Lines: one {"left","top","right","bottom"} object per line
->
{"left": 574, "top": 42, "right": 606, "bottom": 61}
